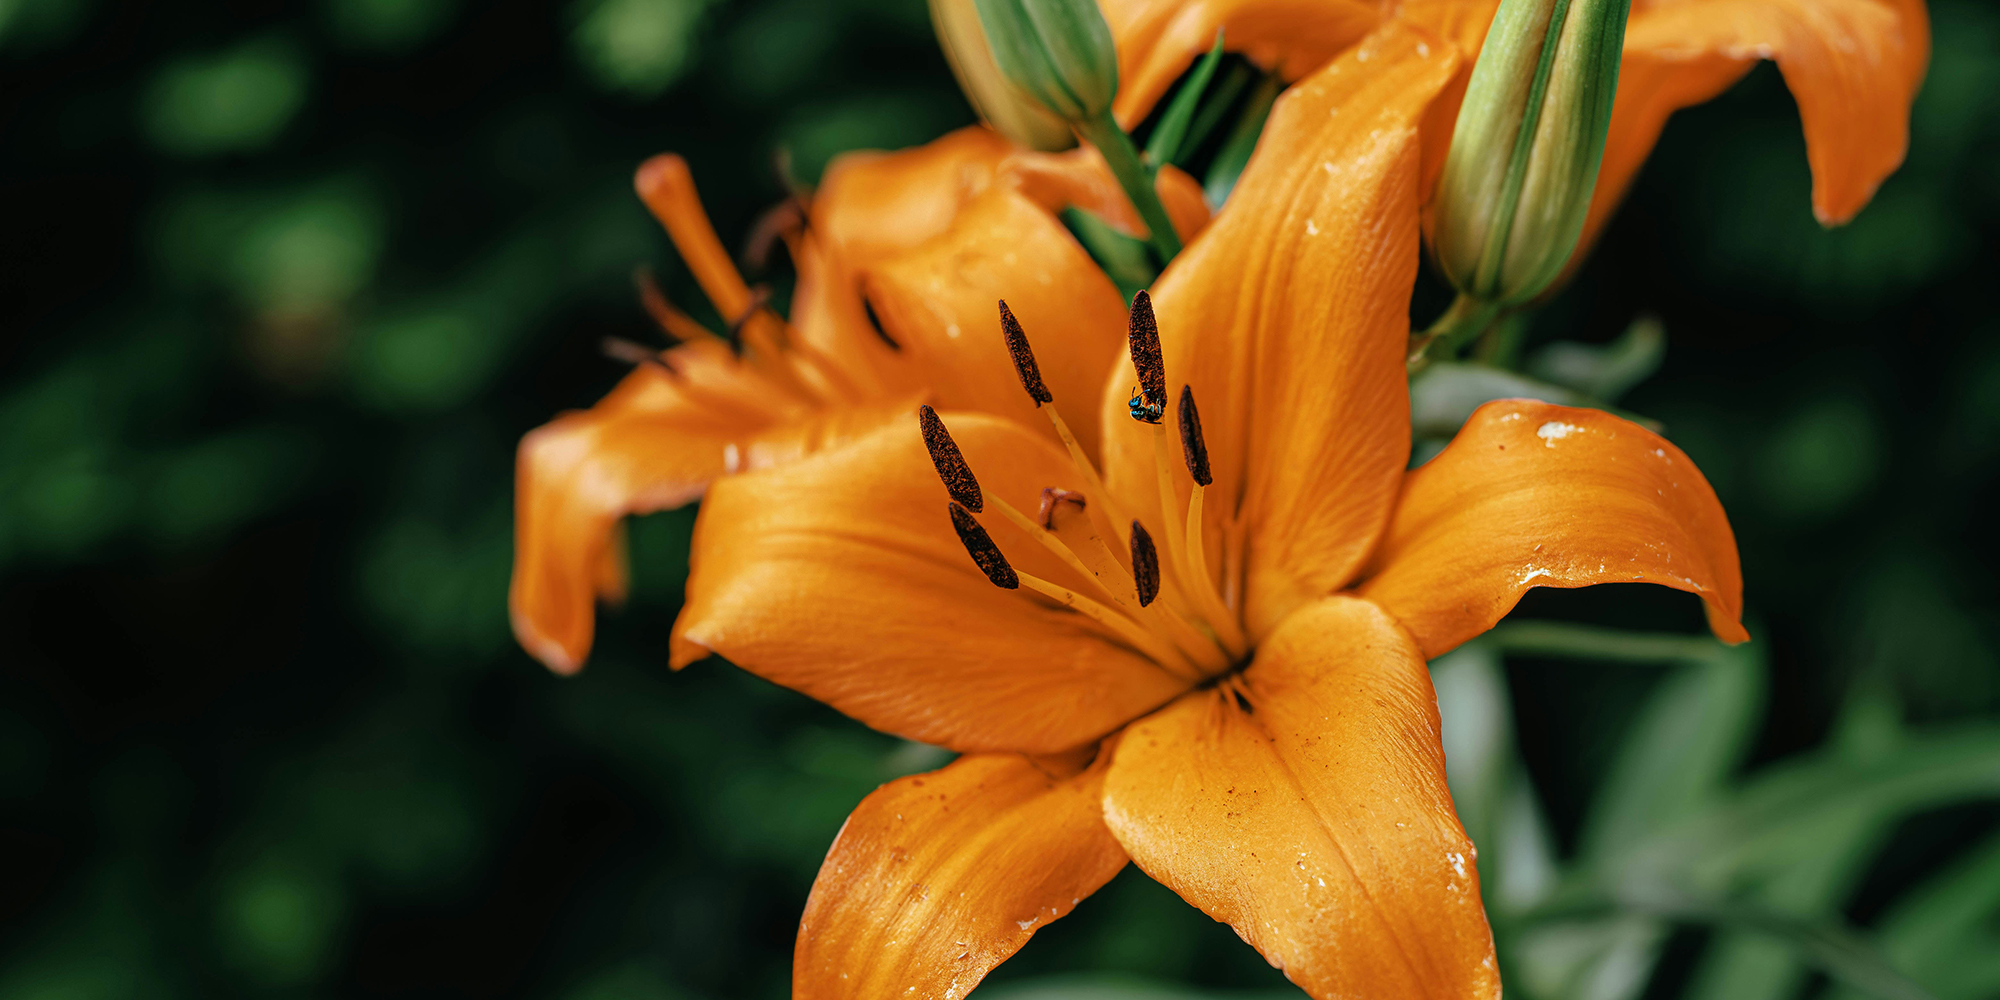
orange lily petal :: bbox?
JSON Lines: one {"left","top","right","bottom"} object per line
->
{"left": 1103, "top": 0, "right": 1382, "bottom": 126}
{"left": 1102, "top": 596, "right": 1500, "bottom": 999}
{"left": 864, "top": 186, "right": 1130, "bottom": 462}
{"left": 1004, "top": 147, "right": 1212, "bottom": 243}
{"left": 635, "top": 155, "right": 793, "bottom": 358}
{"left": 510, "top": 346, "right": 772, "bottom": 675}
{"left": 790, "top": 127, "right": 1015, "bottom": 394}
{"left": 509, "top": 344, "right": 909, "bottom": 674}
{"left": 672, "top": 412, "right": 1191, "bottom": 754}
{"left": 1356, "top": 400, "right": 1747, "bottom": 659}
{"left": 1619, "top": 0, "right": 1927, "bottom": 228}
{"left": 1098, "top": 24, "right": 1461, "bottom": 640}
{"left": 796, "top": 750, "right": 1128, "bottom": 999}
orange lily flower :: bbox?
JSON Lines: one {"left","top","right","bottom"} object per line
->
{"left": 1103, "top": 0, "right": 1928, "bottom": 250}
{"left": 669, "top": 25, "right": 1745, "bottom": 999}
{"left": 509, "top": 129, "right": 1210, "bottom": 673}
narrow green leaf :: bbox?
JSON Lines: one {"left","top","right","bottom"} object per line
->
{"left": 1143, "top": 30, "right": 1224, "bottom": 167}
{"left": 1645, "top": 897, "right": 1939, "bottom": 1000}
{"left": 1526, "top": 314, "right": 1666, "bottom": 403}
{"left": 1060, "top": 207, "right": 1155, "bottom": 300}
{"left": 1201, "top": 72, "right": 1278, "bottom": 207}
{"left": 1837, "top": 830, "right": 2000, "bottom": 1000}
{"left": 1579, "top": 642, "right": 1764, "bottom": 864}
{"left": 1485, "top": 621, "right": 1718, "bottom": 664}
{"left": 1179, "top": 62, "right": 1251, "bottom": 164}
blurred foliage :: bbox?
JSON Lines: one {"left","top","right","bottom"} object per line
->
{"left": 1, "top": 1, "right": 1997, "bottom": 998}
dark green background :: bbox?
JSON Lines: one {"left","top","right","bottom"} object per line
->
{"left": 2, "top": 0, "right": 1996, "bottom": 997}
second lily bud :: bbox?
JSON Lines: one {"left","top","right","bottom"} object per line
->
{"left": 970, "top": 0, "right": 1120, "bottom": 126}
{"left": 929, "top": 0, "right": 1076, "bottom": 150}
{"left": 1432, "top": 0, "right": 1632, "bottom": 307}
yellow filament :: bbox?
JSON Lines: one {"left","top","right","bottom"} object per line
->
{"left": 1220, "top": 514, "right": 1246, "bottom": 615}
{"left": 1016, "top": 571, "right": 1202, "bottom": 682}
{"left": 1152, "top": 426, "right": 1248, "bottom": 658}
{"left": 1043, "top": 406, "right": 1132, "bottom": 549}
{"left": 1024, "top": 572, "right": 1192, "bottom": 680}
{"left": 985, "top": 493, "right": 1230, "bottom": 675}
{"left": 1185, "top": 483, "right": 1249, "bottom": 656}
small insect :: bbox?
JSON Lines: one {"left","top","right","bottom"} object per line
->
{"left": 1127, "top": 386, "right": 1164, "bottom": 424}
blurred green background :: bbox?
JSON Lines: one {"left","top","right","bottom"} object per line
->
{"left": 2, "top": 1, "right": 1997, "bottom": 998}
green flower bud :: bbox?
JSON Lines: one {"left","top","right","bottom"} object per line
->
{"left": 1432, "top": 0, "right": 1631, "bottom": 307}
{"left": 972, "top": 0, "right": 1119, "bottom": 125}
{"left": 929, "top": 0, "right": 1077, "bottom": 151}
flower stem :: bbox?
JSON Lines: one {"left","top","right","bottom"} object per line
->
{"left": 1076, "top": 110, "right": 1183, "bottom": 266}
{"left": 1406, "top": 292, "right": 1503, "bottom": 372}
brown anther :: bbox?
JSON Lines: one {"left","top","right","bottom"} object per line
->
{"left": 999, "top": 300, "right": 1052, "bottom": 405}
{"left": 602, "top": 336, "right": 678, "bottom": 376}
{"left": 949, "top": 502, "right": 1018, "bottom": 589}
{"left": 1037, "top": 487, "right": 1086, "bottom": 529}
{"left": 1177, "top": 384, "right": 1212, "bottom": 486}
{"left": 1130, "top": 519, "right": 1161, "bottom": 607}
{"left": 1127, "top": 290, "right": 1166, "bottom": 421}
{"left": 919, "top": 405, "right": 982, "bottom": 511}
{"left": 862, "top": 290, "right": 901, "bottom": 351}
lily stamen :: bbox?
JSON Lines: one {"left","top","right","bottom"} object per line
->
{"left": 919, "top": 405, "right": 984, "bottom": 511}
{"left": 980, "top": 487, "right": 1231, "bottom": 672}
{"left": 601, "top": 336, "right": 678, "bottom": 375}
{"left": 635, "top": 267, "right": 723, "bottom": 344}
{"left": 1125, "top": 291, "right": 1167, "bottom": 423}
{"left": 996, "top": 299, "right": 1132, "bottom": 547}
{"left": 948, "top": 501, "right": 1018, "bottom": 589}
{"left": 636, "top": 153, "right": 851, "bottom": 408}
{"left": 1130, "top": 519, "right": 1161, "bottom": 607}
{"left": 948, "top": 501, "right": 1200, "bottom": 680}
{"left": 926, "top": 404, "right": 1222, "bottom": 675}
{"left": 1175, "top": 384, "right": 1246, "bottom": 653}
{"left": 1127, "top": 296, "right": 1249, "bottom": 661}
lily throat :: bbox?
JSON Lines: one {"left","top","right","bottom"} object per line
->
{"left": 923, "top": 293, "right": 1253, "bottom": 684}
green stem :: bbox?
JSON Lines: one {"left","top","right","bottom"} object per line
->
{"left": 1484, "top": 621, "right": 1723, "bottom": 664}
{"left": 1076, "top": 111, "right": 1183, "bottom": 266}
{"left": 1406, "top": 292, "right": 1502, "bottom": 371}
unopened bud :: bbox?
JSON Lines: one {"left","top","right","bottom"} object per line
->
{"left": 1432, "top": 0, "right": 1630, "bottom": 306}
{"left": 972, "top": 0, "right": 1119, "bottom": 125}
{"left": 931, "top": 0, "right": 1076, "bottom": 151}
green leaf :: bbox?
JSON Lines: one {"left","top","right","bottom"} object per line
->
{"left": 1578, "top": 642, "right": 1764, "bottom": 865}
{"left": 1511, "top": 915, "right": 1666, "bottom": 1000}
{"left": 1409, "top": 362, "right": 1663, "bottom": 442}
{"left": 1484, "top": 622, "right": 1719, "bottom": 664}
{"left": 1640, "top": 897, "right": 1939, "bottom": 1000}
{"left": 1062, "top": 207, "right": 1156, "bottom": 300}
{"left": 978, "top": 973, "right": 1298, "bottom": 1000}
{"left": 1179, "top": 62, "right": 1253, "bottom": 165}
{"left": 1433, "top": 642, "right": 1559, "bottom": 916}
{"left": 1410, "top": 362, "right": 1590, "bottom": 439}
{"left": 1525, "top": 313, "right": 1666, "bottom": 402}
{"left": 1201, "top": 73, "right": 1278, "bottom": 207}
{"left": 1144, "top": 30, "right": 1224, "bottom": 166}
{"left": 1837, "top": 830, "right": 2000, "bottom": 1000}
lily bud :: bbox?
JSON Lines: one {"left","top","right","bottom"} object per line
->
{"left": 929, "top": 0, "right": 1076, "bottom": 151}
{"left": 1432, "top": 0, "right": 1631, "bottom": 306}
{"left": 971, "top": 0, "right": 1119, "bottom": 126}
